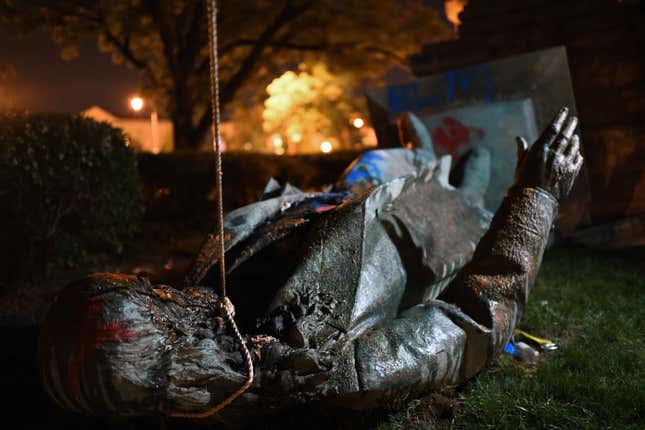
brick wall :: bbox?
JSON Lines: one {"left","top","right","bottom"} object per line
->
{"left": 411, "top": 0, "right": 644, "bottom": 223}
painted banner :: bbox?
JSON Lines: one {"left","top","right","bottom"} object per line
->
{"left": 365, "top": 46, "right": 590, "bottom": 235}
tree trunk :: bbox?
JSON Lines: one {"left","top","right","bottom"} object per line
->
{"left": 169, "top": 73, "right": 206, "bottom": 149}
{"left": 171, "top": 110, "right": 199, "bottom": 149}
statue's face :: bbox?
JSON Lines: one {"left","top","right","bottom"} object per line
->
{"left": 39, "top": 272, "right": 157, "bottom": 414}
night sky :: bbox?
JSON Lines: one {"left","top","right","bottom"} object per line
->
{"left": 0, "top": 30, "right": 141, "bottom": 117}
{"left": 0, "top": 29, "right": 410, "bottom": 120}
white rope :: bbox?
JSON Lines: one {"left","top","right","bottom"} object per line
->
{"left": 169, "top": 0, "right": 254, "bottom": 418}
{"left": 208, "top": 0, "right": 226, "bottom": 298}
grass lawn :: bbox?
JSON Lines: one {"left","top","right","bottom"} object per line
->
{"left": 378, "top": 246, "right": 645, "bottom": 430}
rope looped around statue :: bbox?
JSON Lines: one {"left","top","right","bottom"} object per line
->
{"left": 168, "top": 298, "right": 254, "bottom": 419}
{"left": 168, "top": 0, "right": 254, "bottom": 418}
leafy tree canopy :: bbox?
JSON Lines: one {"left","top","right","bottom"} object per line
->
{"left": 0, "top": 0, "right": 451, "bottom": 148}
{"left": 259, "top": 63, "right": 365, "bottom": 154}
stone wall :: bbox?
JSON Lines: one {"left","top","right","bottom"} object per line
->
{"left": 411, "top": 0, "right": 644, "bottom": 223}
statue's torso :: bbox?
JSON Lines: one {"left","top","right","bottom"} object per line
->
{"left": 220, "top": 164, "right": 491, "bottom": 352}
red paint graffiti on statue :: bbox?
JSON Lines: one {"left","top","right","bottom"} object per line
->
{"left": 67, "top": 298, "right": 137, "bottom": 399}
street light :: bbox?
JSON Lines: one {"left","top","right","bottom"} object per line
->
{"left": 129, "top": 95, "right": 160, "bottom": 153}
{"left": 130, "top": 96, "right": 144, "bottom": 112}
{"left": 320, "top": 140, "right": 332, "bottom": 153}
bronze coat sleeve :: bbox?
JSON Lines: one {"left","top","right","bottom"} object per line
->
{"left": 348, "top": 187, "right": 558, "bottom": 405}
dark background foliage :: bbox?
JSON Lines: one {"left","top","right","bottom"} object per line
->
{"left": 137, "top": 149, "right": 362, "bottom": 228}
{"left": 0, "top": 113, "right": 144, "bottom": 285}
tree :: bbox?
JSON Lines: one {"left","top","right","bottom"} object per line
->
{"left": 260, "top": 62, "right": 365, "bottom": 154}
{"left": 0, "top": 0, "right": 451, "bottom": 148}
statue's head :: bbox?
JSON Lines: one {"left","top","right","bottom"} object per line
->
{"left": 38, "top": 272, "right": 251, "bottom": 417}
{"left": 38, "top": 273, "right": 160, "bottom": 415}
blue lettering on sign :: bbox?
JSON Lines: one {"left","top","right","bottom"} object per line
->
{"left": 387, "top": 84, "right": 408, "bottom": 113}
{"left": 444, "top": 64, "right": 494, "bottom": 104}
{"left": 387, "top": 64, "right": 494, "bottom": 114}
{"left": 387, "top": 82, "right": 440, "bottom": 113}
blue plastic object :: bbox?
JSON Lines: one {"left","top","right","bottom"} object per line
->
{"left": 504, "top": 341, "right": 516, "bottom": 356}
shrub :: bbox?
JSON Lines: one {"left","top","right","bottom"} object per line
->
{"left": 0, "top": 112, "right": 144, "bottom": 284}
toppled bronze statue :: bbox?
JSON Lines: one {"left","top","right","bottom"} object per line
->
{"left": 39, "top": 107, "right": 582, "bottom": 424}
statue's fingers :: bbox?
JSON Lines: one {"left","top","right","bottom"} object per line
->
{"left": 539, "top": 142, "right": 549, "bottom": 181}
{"left": 573, "top": 152, "right": 584, "bottom": 169}
{"left": 553, "top": 116, "right": 578, "bottom": 154}
{"left": 561, "top": 116, "right": 578, "bottom": 141}
{"left": 565, "top": 134, "right": 580, "bottom": 158}
{"left": 515, "top": 136, "right": 529, "bottom": 164}
{"left": 538, "top": 106, "right": 569, "bottom": 147}
{"left": 568, "top": 153, "right": 584, "bottom": 194}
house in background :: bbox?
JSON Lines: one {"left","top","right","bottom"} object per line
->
{"left": 81, "top": 105, "right": 174, "bottom": 153}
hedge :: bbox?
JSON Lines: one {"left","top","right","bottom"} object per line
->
{"left": 0, "top": 113, "right": 143, "bottom": 284}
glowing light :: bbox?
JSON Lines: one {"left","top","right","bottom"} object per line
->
{"left": 243, "top": 142, "right": 253, "bottom": 151}
{"left": 320, "top": 141, "right": 332, "bottom": 153}
{"left": 275, "top": 147, "right": 285, "bottom": 155}
{"left": 129, "top": 96, "right": 144, "bottom": 111}
{"left": 353, "top": 118, "right": 364, "bottom": 128}
{"left": 445, "top": 0, "right": 467, "bottom": 29}
{"left": 290, "top": 133, "right": 302, "bottom": 143}
{"left": 272, "top": 135, "right": 284, "bottom": 147}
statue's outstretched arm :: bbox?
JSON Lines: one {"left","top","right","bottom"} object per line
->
{"left": 339, "top": 108, "right": 583, "bottom": 407}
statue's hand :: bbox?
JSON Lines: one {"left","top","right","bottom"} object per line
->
{"left": 515, "top": 107, "right": 584, "bottom": 201}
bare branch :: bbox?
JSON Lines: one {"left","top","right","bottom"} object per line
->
{"left": 221, "top": 0, "right": 314, "bottom": 103}
{"left": 101, "top": 30, "right": 159, "bottom": 87}
{"left": 217, "top": 39, "right": 407, "bottom": 64}
{"left": 194, "top": 0, "right": 314, "bottom": 140}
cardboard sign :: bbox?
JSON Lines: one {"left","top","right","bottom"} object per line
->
{"left": 365, "top": 46, "right": 590, "bottom": 235}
